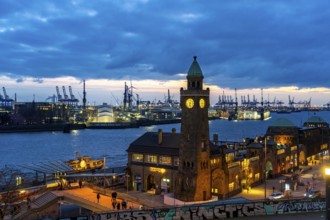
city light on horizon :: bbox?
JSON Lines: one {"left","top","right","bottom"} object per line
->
{"left": 1, "top": 76, "right": 330, "bottom": 107}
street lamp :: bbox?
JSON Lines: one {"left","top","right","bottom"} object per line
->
{"left": 126, "top": 174, "right": 130, "bottom": 193}
{"left": 324, "top": 165, "right": 330, "bottom": 220}
{"left": 264, "top": 137, "right": 267, "bottom": 201}
{"left": 102, "top": 155, "right": 109, "bottom": 194}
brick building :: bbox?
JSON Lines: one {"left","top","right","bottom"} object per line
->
{"left": 126, "top": 57, "right": 329, "bottom": 201}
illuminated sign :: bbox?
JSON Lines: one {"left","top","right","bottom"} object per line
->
{"left": 150, "top": 167, "right": 166, "bottom": 174}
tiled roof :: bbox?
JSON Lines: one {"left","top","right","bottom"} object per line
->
{"left": 127, "top": 132, "right": 180, "bottom": 156}
{"left": 127, "top": 131, "right": 221, "bottom": 156}
{"left": 246, "top": 142, "right": 263, "bottom": 149}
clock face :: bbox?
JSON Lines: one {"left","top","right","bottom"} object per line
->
{"left": 185, "top": 98, "right": 194, "bottom": 108}
{"left": 199, "top": 98, "right": 205, "bottom": 108}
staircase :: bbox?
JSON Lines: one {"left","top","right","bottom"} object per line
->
{"left": 13, "top": 191, "right": 61, "bottom": 220}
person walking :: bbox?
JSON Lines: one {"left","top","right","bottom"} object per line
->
{"left": 97, "top": 193, "right": 100, "bottom": 203}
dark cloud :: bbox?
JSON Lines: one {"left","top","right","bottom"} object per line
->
{"left": 16, "top": 78, "right": 24, "bottom": 83}
{"left": 0, "top": 0, "right": 329, "bottom": 90}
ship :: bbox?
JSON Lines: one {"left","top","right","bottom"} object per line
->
{"left": 235, "top": 109, "right": 271, "bottom": 120}
{"left": 66, "top": 152, "right": 104, "bottom": 171}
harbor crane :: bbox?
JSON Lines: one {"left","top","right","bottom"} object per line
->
{"left": 56, "top": 86, "right": 63, "bottom": 102}
{"left": 69, "top": 86, "right": 79, "bottom": 105}
{"left": 62, "top": 86, "right": 69, "bottom": 101}
{"left": 123, "top": 81, "right": 139, "bottom": 110}
{"left": 2, "top": 87, "right": 9, "bottom": 99}
{"left": 1, "top": 87, "right": 14, "bottom": 107}
{"left": 288, "top": 96, "right": 312, "bottom": 110}
{"left": 45, "top": 95, "right": 56, "bottom": 103}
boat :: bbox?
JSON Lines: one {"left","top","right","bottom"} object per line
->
{"left": 276, "top": 109, "right": 292, "bottom": 114}
{"left": 66, "top": 152, "right": 104, "bottom": 171}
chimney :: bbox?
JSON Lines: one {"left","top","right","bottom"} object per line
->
{"left": 158, "top": 129, "right": 163, "bottom": 145}
{"left": 172, "top": 128, "right": 176, "bottom": 133}
{"left": 213, "top": 133, "right": 218, "bottom": 145}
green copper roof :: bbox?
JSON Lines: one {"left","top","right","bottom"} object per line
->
{"left": 246, "top": 142, "right": 263, "bottom": 149}
{"left": 187, "top": 56, "right": 203, "bottom": 77}
{"left": 305, "top": 115, "right": 326, "bottom": 123}
{"left": 271, "top": 118, "right": 296, "bottom": 127}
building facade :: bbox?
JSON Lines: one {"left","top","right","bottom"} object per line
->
{"left": 126, "top": 57, "right": 329, "bottom": 201}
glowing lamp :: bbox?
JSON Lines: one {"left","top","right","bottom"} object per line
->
{"left": 80, "top": 159, "right": 87, "bottom": 169}
{"left": 325, "top": 167, "right": 330, "bottom": 176}
{"left": 325, "top": 164, "right": 330, "bottom": 220}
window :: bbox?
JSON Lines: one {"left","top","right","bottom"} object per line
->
{"left": 174, "top": 157, "right": 179, "bottom": 166}
{"left": 132, "top": 153, "right": 143, "bottom": 162}
{"left": 229, "top": 182, "right": 234, "bottom": 192}
{"left": 201, "top": 141, "right": 206, "bottom": 152}
{"left": 255, "top": 173, "right": 260, "bottom": 181}
{"left": 146, "top": 155, "right": 157, "bottom": 163}
{"left": 159, "top": 156, "right": 172, "bottom": 165}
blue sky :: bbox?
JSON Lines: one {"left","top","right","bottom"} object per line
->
{"left": 1, "top": 0, "right": 330, "bottom": 106}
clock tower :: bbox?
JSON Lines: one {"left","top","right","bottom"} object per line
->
{"left": 175, "top": 56, "right": 211, "bottom": 202}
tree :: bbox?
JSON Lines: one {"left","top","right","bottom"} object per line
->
{"left": 0, "top": 166, "right": 24, "bottom": 220}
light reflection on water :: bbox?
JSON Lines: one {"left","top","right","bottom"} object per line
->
{"left": 0, "top": 111, "right": 329, "bottom": 167}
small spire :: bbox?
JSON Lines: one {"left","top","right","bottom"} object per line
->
{"left": 187, "top": 56, "right": 203, "bottom": 77}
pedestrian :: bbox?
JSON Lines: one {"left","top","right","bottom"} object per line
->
{"left": 272, "top": 186, "right": 275, "bottom": 193}
{"left": 122, "top": 200, "right": 127, "bottom": 209}
{"left": 79, "top": 180, "right": 82, "bottom": 188}
{"left": 97, "top": 193, "right": 100, "bottom": 203}
{"left": 27, "top": 196, "right": 31, "bottom": 209}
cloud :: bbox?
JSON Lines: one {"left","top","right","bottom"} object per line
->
{"left": 0, "top": 0, "right": 330, "bottom": 105}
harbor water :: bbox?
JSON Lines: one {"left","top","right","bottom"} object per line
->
{"left": 1, "top": 111, "right": 330, "bottom": 168}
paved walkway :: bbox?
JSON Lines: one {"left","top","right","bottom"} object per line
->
{"left": 232, "top": 162, "right": 325, "bottom": 201}
{"left": 42, "top": 159, "right": 327, "bottom": 219}
{"left": 65, "top": 187, "right": 142, "bottom": 211}
{"left": 65, "top": 161, "right": 326, "bottom": 211}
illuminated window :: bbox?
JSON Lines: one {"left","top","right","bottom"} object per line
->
{"left": 211, "top": 188, "right": 218, "bottom": 193}
{"left": 146, "top": 155, "right": 157, "bottom": 163}
{"left": 132, "top": 154, "right": 144, "bottom": 162}
{"left": 159, "top": 156, "right": 172, "bottom": 165}
{"left": 229, "top": 182, "right": 234, "bottom": 192}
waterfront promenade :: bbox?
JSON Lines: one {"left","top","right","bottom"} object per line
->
{"left": 52, "top": 160, "right": 326, "bottom": 219}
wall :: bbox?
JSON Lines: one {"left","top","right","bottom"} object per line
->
{"left": 63, "top": 198, "right": 325, "bottom": 220}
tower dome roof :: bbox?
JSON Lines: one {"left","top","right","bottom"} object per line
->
{"left": 187, "top": 56, "right": 203, "bottom": 77}
{"left": 305, "top": 115, "right": 326, "bottom": 123}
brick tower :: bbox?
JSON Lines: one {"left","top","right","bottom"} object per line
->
{"left": 175, "top": 56, "right": 211, "bottom": 201}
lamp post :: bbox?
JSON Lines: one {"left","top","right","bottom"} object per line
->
{"left": 102, "top": 155, "right": 109, "bottom": 194}
{"left": 325, "top": 165, "right": 330, "bottom": 220}
{"left": 126, "top": 174, "right": 130, "bottom": 193}
{"left": 264, "top": 137, "right": 267, "bottom": 201}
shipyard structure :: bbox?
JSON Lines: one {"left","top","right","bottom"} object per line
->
{"left": 127, "top": 56, "right": 330, "bottom": 202}
{"left": 0, "top": 76, "right": 184, "bottom": 132}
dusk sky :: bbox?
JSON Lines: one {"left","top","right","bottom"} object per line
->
{"left": 1, "top": 0, "right": 330, "bottom": 106}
